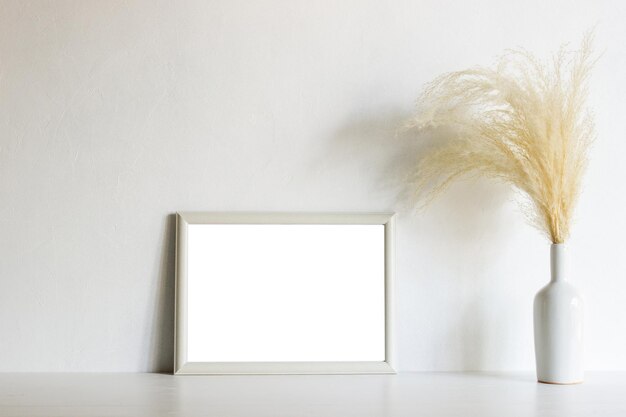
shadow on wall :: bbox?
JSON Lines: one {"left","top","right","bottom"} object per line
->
{"left": 321, "top": 108, "right": 468, "bottom": 210}
{"left": 149, "top": 214, "right": 176, "bottom": 373}
{"left": 318, "top": 109, "right": 422, "bottom": 208}
{"left": 326, "top": 108, "right": 512, "bottom": 371}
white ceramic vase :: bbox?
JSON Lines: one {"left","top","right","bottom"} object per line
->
{"left": 533, "top": 243, "right": 584, "bottom": 384}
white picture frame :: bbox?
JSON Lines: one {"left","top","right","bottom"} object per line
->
{"left": 174, "top": 212, "right": 395, "bottom": 375}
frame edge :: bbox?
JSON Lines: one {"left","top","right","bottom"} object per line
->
{"left": 173, "top": 212, "right": 396, "bottom": 375}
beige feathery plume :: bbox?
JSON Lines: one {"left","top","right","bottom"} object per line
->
{"left": 406, "top": 34, "right": 596, "bottom": 243}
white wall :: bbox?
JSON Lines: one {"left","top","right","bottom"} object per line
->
{"left": 0, "top": 0, "right": 624, "bottom": 372}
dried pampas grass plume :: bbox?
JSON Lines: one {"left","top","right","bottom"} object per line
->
{"left": 406, "top": 34, "right": 596, "bottom": 243}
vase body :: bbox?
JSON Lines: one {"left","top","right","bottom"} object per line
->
{"left": 533, "top": 244, "right": 584, "bottom": 384}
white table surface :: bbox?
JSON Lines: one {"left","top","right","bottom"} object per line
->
{"left": 0, "top": 372, "right": 624, "bottom": 417}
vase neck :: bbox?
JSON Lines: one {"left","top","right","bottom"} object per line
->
{"left": 550, "top": 244, "right": 567, "bottom": 282}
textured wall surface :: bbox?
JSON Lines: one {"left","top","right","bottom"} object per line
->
{"left": 0, "top": 0, "right": 624, "bottom": 372}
